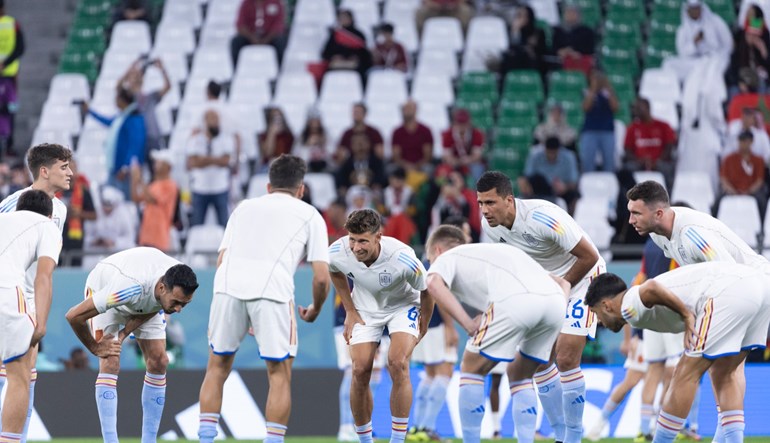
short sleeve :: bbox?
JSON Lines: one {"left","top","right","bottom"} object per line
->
{"left": 528, "top": 205, "right": 583, "bottom": 253}
{"left": 328, "top": 239, "right": 344, "bottom": 273}
{"left": 426, "top": 253, "right": 456, "bottom": 288}
{"left": 397, "top": 250, "right": 427, "bottom": 291}
{"left": 36, "top": 222, "right": 61, "bottom": 264}
{"left": 306, "top": 211, "right": 330, "bottom": 263}
{"left": 441, "top": 130, "right": 452, "bottom": 149}
{"left": 623, "top": 125, "right": 633, "bottom": 149}
{"left": 472, "top": 129, "right": 484, "bottom": 148}
{"left": 218, "top": 204, "right": 238, "bottom": 252}
{"left": 186, "top": 134, "right": 206, "bottom": 157}
{"left": 370, "top": 127, "right": 383, "bottom": 146}
{"left": 91, "top": 279, "right": 144, "bottom": 314}
{"left": 680, "top": 226, "right": 736, "bottom": 263}
{"left": 620, "top": 286, "right": 649, "bottom": 328}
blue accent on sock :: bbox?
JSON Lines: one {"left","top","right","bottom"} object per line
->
{"left": 686, "top": 388, "right": 700, "bottom": 431}
{"left": 562, "top": 372, "right": 586, "bottom": 443}
{"left": 641, "top": 404, "right": 654, "bottom": 435}
{"left": 390, "top": 416, "right": 409, "bottom": 443}
{"left": 420, "top": 375, "right": 449, "bottom": 431}
{"left": 20, "top": 379, "right": 34, "bottom": 443}
{"left": 340, "top": 368, "right": 354, "bottom": 427}
{"left": 141, "top": 373, "right": 166, "bottom": 443}
{"left": 458, "top": 373, "right": 485, "bottom": 443}
{"left": 265, "top": 421, "right": 287, "bottom": 443}
{"left": 511, "top": 381, "right": 537, "bottom": 443}
{"left": 721, "top": 410, "right": 744, "bottom": 443}
{"left": 413, "top": 376, "right": 432, "bottom": 429}
{"left": 198, "top": 413, "right": 219, "bottom": 443}
{"left": 95, "top": 374, "right": 119, "bottom": 443}
{"left": 652, "top": 412, "right": 685, "bottom": 443}
{"left": 356, "top": 422, "right": 373, "bottom": 443}
{"left": 534, "top": 368, "right": 565, "bottom": 442}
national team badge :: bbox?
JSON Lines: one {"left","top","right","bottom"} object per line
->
{"left": 379, "top": 272, "right": 392, "bottom": 287}
{"left": 677, "top": 245, "right": 688, "bottom": 263}
{"left": 522, "top": 232, "right": 539, "bottom": 247}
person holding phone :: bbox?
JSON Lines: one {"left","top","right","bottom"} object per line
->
{"left": 730, "top": 4, "right": 770, "bottom": 91}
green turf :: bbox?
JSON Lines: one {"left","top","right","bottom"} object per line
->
{"left": 27, "top": 438, "right": 770, "bottom": 443}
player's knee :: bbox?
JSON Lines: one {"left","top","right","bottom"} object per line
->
{"left": 387, "top": 355, "right": 410, "bottom": 378}
{"left": 145, "top": 351, "right": 169, "bottom": 373}
{"left": 100, "top": 356, "right": 121, "bottom": 374}
{"left": 351, "top": 363, "right": 373, "bottom": 382}
{"left": 555, "top": 351, "right": 581, "bottom": 371}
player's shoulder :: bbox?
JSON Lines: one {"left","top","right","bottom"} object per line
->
{"left": 521, "top": 198, "right": 576, "bottom": 231}
{"left": 329, "top": 236, "right": 348, "bottom": 256}
{"left": 381, "top": 236, "right": 420, "bottom": 266}
{"left": 0, "top": 187, "right": 27, "bottom": 213}
{"left": 620, "top": 286, "right": 642, "bottom": 322}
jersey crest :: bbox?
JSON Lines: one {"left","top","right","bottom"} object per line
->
{"left": 379, "top": 271, "right": 392, "bottom": 287}
{"left": 522, "top": 232, "right": 540, "bottom": 247}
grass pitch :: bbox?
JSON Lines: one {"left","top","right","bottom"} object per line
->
{"left": 28, "top": 438, "right": 770, "bottom": 443}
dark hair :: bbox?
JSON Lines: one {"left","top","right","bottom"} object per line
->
{"left": 626, "top": 180, "right": 670, "bottom": 206}
{"left": 301, "top": 116, "right": 325, "bottom": 143}
{"left": 585, "top": 273, "right": 628, "bottom": 307}
{"left": 27, "top": 143, "right": 72, "bottom": 180}
{"left": 330, "top": 196, "right": 347, "bottom": 209}
{"left": 207, "top": 80, "right": 222, "bottom": 99}
{"left": 268, "top": 154, "right": 307, "bottom": 190}
{"left": 162, "top": 264, "right": 199, "bottom": 296}
{"left": 443, "top": 215, "right": 469, "bottom": 229}
{"left": 338, "top": 8, "right": 354, "bottom": 24}
{"left": 739, "top": 130, "right": 754, "bottom": 141}
{"left": 353, "top": 102, "right": 367, "bottom": 114}
{"left": 16, "top": 189, "right": 53, "bottom": 217}
{"left": 390, "top": 166, "right": 406, "bottom": 180}
{"left": 427, "top": 224, "right": 468, "bottom": 251}
{"left": 379, "top": 23, "right": 394, "bottom": 34}
{"left": 117, "top": 86, "right": 135, "bottom": 105}
{"left": 476, "top": 171, "right": 514, "bottom": 197}
{"left": 344, "top": 209, "right": 382, "bottom": 234}
{"left": 545, "top": 136, "right": 560, "bottom": 149}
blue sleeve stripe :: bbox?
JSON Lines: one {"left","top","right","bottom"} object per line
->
{"left": 397, "top": 255, "right": 419, "bottom": 273}
{"left": 0, "top": 197, "right": 19, "bottom": 213}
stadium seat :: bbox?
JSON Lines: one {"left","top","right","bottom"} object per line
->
{"left": 570, "top": 0, "right": 601, "bottom": 27}
{"left": 163, "top": 0, "right": 203, "bottom": 28}
{"left": 458, "top": 72, "right": 498, "bottom": 104}
{"left": 47, "top": 73, "right": 90, "bottom": 105}
{"left": 633, "top": 170, "right": 667, "bottom": 188}
{"left": 199, "top": 22, "right": 236, "bottom": 52}
{"left": 227, "top": 103, "right": 266, "bottom": 136}
{"left": 293, "top": 0, "right": 336, "bottom": 27}
{"left": 639, "top": 68, "right": 682, "bottom": 104}
{"left": 340, "top": 0, "right": 380, "bottom": 39}
{"left": 607, "top": 0, "right": 647, "bottom": 25}
{"left": 318, "top": 100, "right": 354, "bottom": 141}
{"left": 416, "top": 49, "right": 459, "bottom": 78}
{"left": 717, "top": 195, "right": 762, "bottom": 248}
{"left": 455, "top": 98, "right": 494, "bottom": 132}
{"left": 494, "top": 126, "right": 533, "bottom": 151}
{"left": 32, "top": 128, "right": 73, "bottom": 152}
{"left": 276, "top": 101, "right": 313, "bottom": 136}
{"left": 287, "top": 23, "right": 327, "bottom": 55}
{"left": 530, "top": 0, "right": 560, "bottom": 26}
{"left": 247, "top": 173, "right": 270, "bottom": 198}
{"left": 273, "top": 72, "right": 318, "bottom": 106}
{"left": 503, "top": 70, "right": 544, "bottom": 104}
{"left": 707, "top": 0, "right": 736, "bottom": 25}
{"left": 304, "top": 173, "right": 338, "bottom": 210}
{"left": 603, "top": 20, "right": 642, "bottom": 50}
{"left": 75, "top": 150, "right": 108, "bottom": 185}
{"left": 600, "top": 46, "right": 640, "bottom": 79}
{"left": 154, "top": 21, "right": 196, "bottom": 56}
{"left": 574, "top": 197, "right": 611, "bottom": 222}
{"left": 394, "top": 20, "right": 419, "bottom": 53}
{"left": 186, "top": 225, "right": 226, "bottom": 267}
{"left": 39, "top": 102, "right": 82, "bottom": 136}
{"left": 149, "top": 51, "right": 189, "bottom": 84}
{"left": 578, "top": 172, "right": 620, "bottom": 214}
{"left": 235, "top": 45, "right": 279, "bottom": 81}
{"left": 110, "top": 21, "right": 152, "bottom": 54}
{"left": 229, "top": 76, "right": 272, "bottom": 105}
{"left": 411, "top": 73, "right": 455, "bottom": 106}
{"left": 366, "top": 102, "right": 401, "bottom": 139}
{"left": 548, "top": 71, "right": 586, "bottom": 103}
{"left": 465, "top": 16, "right": 508, "bottom": 52}
{"left": 319, "top": 71, "right": 363, "bottom": 105}
{"left": 365, "top": 70, "right": 408, "bottom": 106}
{"left": 190, "top": 48, "right": 234, "bottom": 83}
{"left": 76, "top": 128, "right": 108, "bottom": 155}
{"left": 421, "top": 17, "right": 464, "bottom": 52}
{"left": 650, "top": 100, "right": 679, "bottom": 130}
{"left": 498, "top": 100, "right": 539, "bottom": 129}
{"left": 671, "top": 171, "right": 715, "bottom": 212}
{"left": 182, "top": 77, "right": 228, "bottom": 106}
{"left": 282, "top": 47, "right": 322, "bottom": 74}
{"left": 415, "top": 101, "right": 449, "bottom": 156}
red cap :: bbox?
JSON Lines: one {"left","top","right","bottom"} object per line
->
{"left": 454, "top": 108, "right": 471, "bottom": 124}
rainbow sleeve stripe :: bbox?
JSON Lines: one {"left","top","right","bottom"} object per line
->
{"left": 16, "top": 287, "right": 26, "bottom": 315}
{"left": 694, "top": 298, "right": 715, "bottom": 352}
{"left": 397, "top": 252, "right": 422, "bottom": 277}
{"left": 106, "top": 285, "right": 142, "bottom": 308}
{"left": 472, "top": 304, "right": 494, "bottom": 346}
{"left": 621, "top": 306, "right": 637, "bottom": 321}
{"left": 328, "top": 241, "right": 342, "bottom": 254}
{"left": 532, "top": 211, "right": 565, "bottom": 235}
{"left": 684, "top": 228, "right": 717, "bottom": 261}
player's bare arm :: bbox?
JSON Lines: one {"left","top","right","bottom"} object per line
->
{"left": 117, "top": 313, "right": 157, "bottom": 343}
{"left": 638, "top": 280, "right": 697, "bottom": 350}
{"left": 330, "top": 270, "right": 363, "bottom": 344}
{"left": 417, "top": 289, "right": 434, "bottom": 342}
{"left": 65, "top": 298, "right": 122, "bottom": 358}
{"left": 298, "top": 260, "right": 331, "bottom": 322}
{"left": 549, "top": 274, "right": 572, "bottom": 299}
{"left": 30, "top": 256, "right": 56, "bottom": 348}
{"left": 427, "top": 274, "right": 480, "bottom": 336}
{"left": 438, "top": 304, "right": 459, "bottom": 347}
{"left": 564, "top": 236, "right": 600, "bottom": 287}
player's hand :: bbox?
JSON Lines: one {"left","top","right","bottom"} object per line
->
{"left": 465, "top": 314, "right": 483, "bottom": 337}
{"left": 93, "top": 334, "right": 122, "bottom": 358}
{"left": 298, "top": 304, "right": 320, "bottom": 323}
{"left": 620, "top": 338, "right": 631, "bottom": 356}
{"left": 417, "top": 316, "right": 429, "bottom": 343}
{"left": 343, "top": 311, "right": 365, "bottom": 345}
{"left": 444, "top": 322, "right": 459, "bottom": 348}
{"left": 683, "top": 312, "right": 697, "bottom": 351}
{"left": 30, "top": 326, "right": 47, "bottom": 348}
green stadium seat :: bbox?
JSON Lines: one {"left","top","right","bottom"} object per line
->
{"left": 458, "top": 72, "right": 499, "bottom": 104}
{"left": 498, "top": 100, "right": 539, "bottom": 129}
{"left": 603, "top": 20, "right": 642, "bottom": 50}
{"left": 455, "top": 98, "right": 495, "bottom": 132}
{"left": 607, "top": 0, "right": 647, "bottom": 25}
{"left": 565, "top": 0, "right": 601, "bottom": 28}
{"left": 600, "top": 46, "right": 640, "bottom": 79}
{"left": 608, "top": 73, "right": 635, "bottom": 104}
{"left": 548, "top": 71, "right": 587, "bottom": 103}
{"left": 503, "top": 70, "right": 545, "bottom": 104}
{"left": 705, "top": 0, "right": 736, "bottom": 25}
{"left": 648, "top": 20, "right": 678, "bottom": 52}
{"left": 644, "top": 45, "right": 676, "bottom": 69}
{"left": 495, "top": 126, "right": 534, "bottom": 148}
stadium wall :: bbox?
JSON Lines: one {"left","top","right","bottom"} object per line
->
{"left": 17, "top": 366, "right": 770, "bottom": 439}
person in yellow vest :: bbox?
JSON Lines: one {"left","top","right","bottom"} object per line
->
{"left": 0, "top": 0, "right": 24, "bottom": 161}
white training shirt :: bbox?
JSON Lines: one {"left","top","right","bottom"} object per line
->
{"left": 427, "top": 243, "right": 565, "bottom": 312}
{"left": 87, "top": 247, "right": 180, "bottom": 316}
{"left": 0, "top": 211, "right": 61, "bottom": 289}
{"left": 0, "top": 187, "right": 67, "bottom": 296}
{"left": 186, "top": 132, "right": 236, "bottom": 195}
{"left": 214, "top": 192, "right": 329, "bottom": 302}
{"left": 621, "top": 262, "right": 761, "bottom": 333}
{"left": 650, "top": 207, "right": 768, "bottom": 270}
{"left": 482, "top": 198, "right": 604, "bottom": 277}
{"left": 329, "top": 236, "right": 427, "bottom": 314}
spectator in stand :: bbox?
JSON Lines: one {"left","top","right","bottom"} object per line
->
{"left": 441, "top": 108, "right": 485, "bottom": 181}
{"left": 62, "top": 348, "right": 90, "bottom": 371}
{"left": 729, "top": 4, "right": 770, "bottom": 91}
{"left": 383, "top": 168, "right": 418, "bottom": 244}
{"left": 121, "top": 58, "right": 171, "bottom": 160}
{"left": 518, "top": 136, "right": 580, "bottom": 212}
{"left": 372, "top": 23, "right": 408, "bottom": 72}
{"left": 86, "top": 185, "right": 136, "bottom": 253}
{"left": 0, "top": 0, "right": 22, "bottom": 160}
{"left": 198, "top": 81, "right": 243, "bottom": 177}
{"left": 335, "top": 103, "right": 384, "bottom": 166}
{"left": 297, "top": 110, "right": 329, "bottom": 172}
{"left": 321, "top": 9, "right": 372, "bottom": 83}
{"left": 580, "top": 69, "right": 618, "bottom": 172}
{"left": 432, "top": 169, "right": 471, "bottom": 230}
{"left": 61, "top": 158, "right": 97, "bottom": 267}
{"left": 663, "top": 0, "right": 732, "bottom": 81}
{"left": 534, "top": 101, "right": 578, "bottom": 149}
{"left": 324, "top": 197, "right": 348, "bottom": 243}
{"left": 111, "top": 0, "right": 149, "bottom": 27}
{"left": 84, "top": 87, "right": 146, "bottom": 200}
{"left": 7, "top": 160, "right": 27, "bottom": 194}
{"left": 623, "top": 98, "right": 677, "bottom": 183}
{"left": 719, "top": 130, "right": 767, "bottom": 217}
{"left": 231, "top": 0, "right": 287, "bottom": 65}
{"left": 187, "top": 109, "right": 235, "bottom": 227}
{"left": 725, "top": 107, "right": 770, "bottom": 163}
{"left": 494, "top": 5, "right": 547, "bottom": 77}
{"left": 392, "top": 100, "right": 434, "bottom": 180}
{"left": 345, "top": 183, "right": 374, "bottom": 215}
{"left": 336, "top": 133, "right": 387, "bottom": 192}
{"left": 258, "top": 107, "right": 294, "bottom": 171}
{"left": 131, "top": 150, "right": 178, "bottom": 251}
{"left": 552, "top": 4, "right": 596, "bottom": 75}
{"left": 415, "top": 0, "right": 474, "bottom": 33}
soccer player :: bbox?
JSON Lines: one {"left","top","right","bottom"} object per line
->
{"left": 64, "top": 247, "right": 198, "bottom": 443}
{"left": 198, "top": 154, "right": 331, "bottom": 443}
{"left": 476, "top": 171, "right": 605, "bottom": 443}
{"left": 0, "top": 143, "right": 71, "bottom": 441}
{"left": 585, "top": 263, "right": 770, "bottom": 443}
{"left": 0, "top": 190, "right": 60, "bottom": 443}
{"left": 425, "top": 224, "right": 569, "bottom": 443}
{"left": 329, "top": 209, "right": 433, "bottom": 443}
{"left": 626, "top": 180, "right": 769, "bottom": 441}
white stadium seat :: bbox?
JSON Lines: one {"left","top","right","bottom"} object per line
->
{"left": 411, "top": 73, "right": 454, "bottom": 105}
{"left": 154, "top": 21, "right": 197, "bottom": 55}
{"left": 163, "top": 1, "right": 203, "bottom": 28}
{"left": 304, "top": 173, "right": 338, "bottom": 210}
{"left": 639, "top": 68, "right": 682, "bottom": 104}
{"left": 365, "top": 70, "right": 408, "bottom": 106}
{"left": 293, "top": 0, "right": 335, "bottom": 27}
{"left": 47, "top": 73, "right": 90, "bottom": 105}
{"left": 717, "top": 195, "right": 762, "bottom": 249}
{"left": 416, "top": 49, "right": 459, "bottom": 78}
{"left": 190, "top": 48, "right": 234, "bottom": 83}
{"left": 247, "top": 173, "right": 270, "bottom": 199}
{"left": 229, "top": 76, "right": 272, "bottom": 105}
{"left": 319, "top": 71, "right": 363, "bottom": 105}
{"left": 578, "top": 172, "right": 620, "bottom": 219}
{"left": 273, "top": 72, "right": 318, "bottom": 106}
{"left": 421, "top": 17, "right": 464, "bottom": 52}
{"left": 671, "top": 171, "right": 715, "bottom": 212}
{"left": 110, "top": 21, "right": 152, "bottom": 55}
{"left": 235, "top": 45, "right": 279, "bottom": 81}
{"left": 633, "top": 171, "right": 666, "bottom": 188}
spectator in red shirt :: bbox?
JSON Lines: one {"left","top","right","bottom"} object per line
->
{"left": 372, "top": 23, "right": 408, "bottom": 72}
{"left": 624, "top": 98, "right": 677, "bottom": 183}
{"left": 258, "top": 107, "right": 294, "bottom": 171}
{"left": 415, "top": 0, "right": 474, "bottom": 33}
{"left": 441, "top": 108, "right": 486, "bottom": 182}
{"left": 719, "top": 130, "right": 767, "bottom": 217}
{"left": 334, "top": 103, "right": 384, "bottom": 166}
{"left": 392, "top": 100, "right": 434, "bottom": 173}
{"left": 323, "top": 197, "right": 348, "bottom": 243}
{"left": 231, "top": 0, "right": 287, "bottom": 66}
